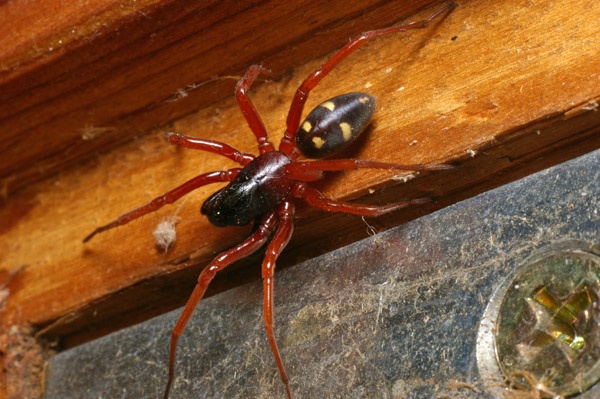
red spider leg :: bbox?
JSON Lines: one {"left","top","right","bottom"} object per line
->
{"left": 292, "top": 182, "right": 432, "bottom": 216}
{"left": 83, "top": 170, "right": 239, "bottom": 243}
{"left": 163, "top": 211, "right": 279, "bottom": 399}
{"left": 279, "top": 1, "right": 456, "bottom": 156}
{"left": 285, "top": 159, "right": 454, "bottom": 181}
{"left": 261, "top": 200, "right": 295, "bottom": 399}
{"left": 235, "top": 65, "right": 278, "bottom": 154}
{"left": 165, "top": 132, "right": 255, "bottom": 165}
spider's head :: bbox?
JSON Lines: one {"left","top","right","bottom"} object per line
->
{"left": 201, "top": 187, "right": 255, "bottom": 227}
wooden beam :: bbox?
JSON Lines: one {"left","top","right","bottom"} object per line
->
{"left": 0, "top": 0, "right": 435, "bottom": 197}
{"left": 1, "top": 0, "right": 600, "bottom": 396}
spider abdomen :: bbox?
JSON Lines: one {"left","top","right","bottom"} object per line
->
{"left": 296, "top": 92, "right": 376, "bottom": 159}
{"left": 201, "top": 151, "right": 294, "bottom": 227}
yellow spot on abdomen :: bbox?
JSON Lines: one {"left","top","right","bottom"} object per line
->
{"left": 312, "top": 136, "right": 326, "bottom": 149}
{"left": 320, "top": 101, "right": 336, "bottom": 111}
{"left": 302, "top": 120, "right": 312, "bottom": 132}
{"left": 340, "top": 122, "right": 352, "bottom": 141}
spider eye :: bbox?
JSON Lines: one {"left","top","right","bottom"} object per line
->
{"left": 296, "top": 92, "right": 376, "bottom": 159}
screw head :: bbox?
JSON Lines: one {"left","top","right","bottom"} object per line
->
{"left": 494, "top": 248, "right": 600, "bottom": 397}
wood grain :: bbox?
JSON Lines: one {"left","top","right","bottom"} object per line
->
{"left": 1, "top": 0, "right": 600, "bottom": 396}
{"left": 0, "top": 0, "right": 435, "bottom": 197}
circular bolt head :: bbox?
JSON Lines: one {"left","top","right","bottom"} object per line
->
{"left": 495, "top": 249, "right": 600, "bottom": 397}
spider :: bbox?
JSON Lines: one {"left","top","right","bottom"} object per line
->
{"left": 84, "top": 2, "right": 456, "bottom": 398}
